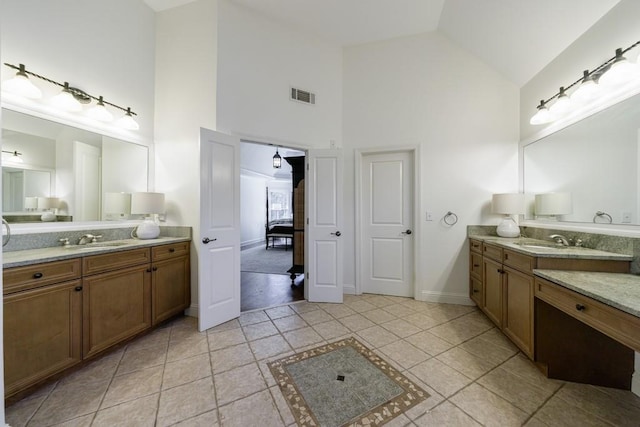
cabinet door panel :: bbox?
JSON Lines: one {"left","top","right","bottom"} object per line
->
{"left": 4, "top": 280, "right": 82, "bottom": 397}
{"left": 503, "top": 267, "right": 534, "bottom": 358}
{"left": 83, "top": 265, "right": 151, "bottom": 358}
{"left": 152, "top": 256, "right": 190, "bottom": 325}
{"left": 482, "top": 257, "right": 503, "bottom": 327}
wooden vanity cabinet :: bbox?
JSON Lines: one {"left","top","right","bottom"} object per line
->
{"left": 3, "top": 241, "right": 191, "bottom": 399}
{"left": 3, "top": 260, "right": 82, "bottom": 398}
{"left": 469, "top": 240, "right": 482, "bottom": 306}
{"left": 151, "top": 242, "right": 190, "bottom": 325}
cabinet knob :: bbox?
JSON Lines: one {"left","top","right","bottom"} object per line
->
{"left": 146, "top": 268, "right": 152, "bottom": 273}
{"left": 576, "top": 304, "right": 586, "bottom": 311}
{"left": 504, "top": 254, "right": 509, "bottom": 260}
{"left": 74, "top": 286, "right": 83, "bottom": 292}
{"left": 33, "top": 272, "right": 43, "bottom": 279}
{"left": 473, "top": 264, "right": 480, "bottom": 268}
{"left": 473, "top": 289, "right": 479, "bottom": 293}
{"left": 152, "top": 266, "right": 158, "bottom": 271}
{"left": 169, "top": 248, "right": 175, "bottom": 253}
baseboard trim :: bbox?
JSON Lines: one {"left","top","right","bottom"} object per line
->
{"left": 343, "top": 284, "right": 356, "bottom": 295}
{"left": 419, "top": 290, "right": 475, "bottom": 306}
{"left": 241, "top": 239, "right": 264, "bottom": 250}
{"left": 185, "top": 304, "right": 198, "bottom": 318}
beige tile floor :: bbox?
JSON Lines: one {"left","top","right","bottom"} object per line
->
{"left": 6, "top": 294, "right": 640, "bottom": 426}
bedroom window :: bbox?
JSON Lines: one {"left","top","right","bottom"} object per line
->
{"left": 269, "top": 190, "right": 292, "bottom": 221}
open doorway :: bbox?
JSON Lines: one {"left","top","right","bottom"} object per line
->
{"left": 240, "top": 141, "right": 305, "bottom": 311}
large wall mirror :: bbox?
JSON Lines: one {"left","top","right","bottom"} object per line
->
{"left": 523, "top": 91, "right": 640, "bottom": 225}
{"left": 1, "top": 108, "right": 149, "bottom": 223}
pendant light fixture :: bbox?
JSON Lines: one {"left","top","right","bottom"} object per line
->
{"left": 1, "top": 64, "right": 42, "bottom": 99}
{"left": 273, "top": 147, "right": 282, "bottom": 168}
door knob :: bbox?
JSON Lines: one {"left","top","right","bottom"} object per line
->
{"left": 331, "top": 231, "right": 342, "bottom": 237}
{"left": 202, "top": 237, "right": 217, "bottom": 244}
{"left": 402, "top": 229, "right": 412, "bottom": 235}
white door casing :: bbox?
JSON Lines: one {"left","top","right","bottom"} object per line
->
{"left": 198, "top": 128, "right": 241, "bottom": 331}
{"left": 306, "top": 149, "right": 344, "bottom": 303}
{"left": 359, "top": 149, "right": 415, "bottom": 297}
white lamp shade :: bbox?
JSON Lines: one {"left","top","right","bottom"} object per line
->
{"left": 104, "top": 192, "right": 131, "bottom": 214}
{"left": 2, "top": 74, "right": 42, "bottom": 99}
{"left": 131, "top": 192, "right": 164, "bottom": 214}
{"left": 24, "top": 197, "right": 38, "bottom": 209}
{"left": 535, "top": 193, "right": 572, "bottom": 215}
{"left": 36, "top": 197, "right": 59, "bottom": 210}
{"left": 492, "top": 193, "right": 525, "bottom": 215}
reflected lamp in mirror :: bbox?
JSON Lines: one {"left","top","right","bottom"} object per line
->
{"left": 104, "top": 192, "right": 131, "bottom": 220}
{"left": 534, "top": 193, "right": 572, "bottom": 220}
{"left": 37, "top": 197, "right": 59, "bottom": 222}
{"left": 24, "top": 197, "right": 38, "bottom": 211}
{"left": 492, "top": 193, "right": 525, "bottom": 238}
{"left": 131, "top": 192, "right": 164, "bottom": 239}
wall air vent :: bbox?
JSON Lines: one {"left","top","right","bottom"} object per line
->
{"left": 290, "top": 87, "right": 316, "bottom": 105}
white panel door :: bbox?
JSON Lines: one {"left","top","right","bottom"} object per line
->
{"left": 74, "top": 141, "right": 101, "bottom": 221}
{"left": 307, "top": 149, "right": 343, "bottom": 303}
{"left": 199, "top": 128, "right": 241, "bottom": 331}
{"left": 361, "top": 150, "right": 414, "bottom": 297}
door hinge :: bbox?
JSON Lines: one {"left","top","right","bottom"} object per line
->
{"left": 307, "top": 217, "right": 309, "bottom": 225}
{"left": 306, "top": 163, "right": 309, "bottom": 171}
{"left": 306, "top": 272, "right": 309, "bottom": 279}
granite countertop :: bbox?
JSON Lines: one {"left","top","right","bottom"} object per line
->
{"left": 469, "top": 235, "right": 632, "bottom": 261}
{"left": 3, "top": 237, "right": 191, "bottom": 268}
{"left": 534, "top": 269, "right": 640, "bottom": 318}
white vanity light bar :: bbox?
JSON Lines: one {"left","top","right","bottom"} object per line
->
{"left": 1, "top": 62, "right": 139, "bottom": 130}
{"left": 530, "top": 40, "right": 640, "bottom": 125}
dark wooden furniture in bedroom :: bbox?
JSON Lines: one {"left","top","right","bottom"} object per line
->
{"left": 285, "top": 156, "right": 305, "bottom": 285}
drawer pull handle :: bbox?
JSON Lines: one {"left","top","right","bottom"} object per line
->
{"left": 152, "top": 267, "right": 158, "bottom": 271}
{"left": 33, "top": 272, "right": 43, "bottom": 279}
{"left": 473, "top": 290, "right": 479, "bottom": 293}
{"left": 74, "top": 286, "right": 83, "bottom": 292}
{"left": 505, "top": 254, "right": 509, "bottom": 260}
{"left": 169, "top": 248, "right": 176, "bottom": 253}
{"left": 146, "top": 268, "right": 152, "bottom": 273}
{"left": 576, "top": 304, "right": 586, "bottom": 311}
{"left": 473, "top": 264, "right": 480, "bottom": 267}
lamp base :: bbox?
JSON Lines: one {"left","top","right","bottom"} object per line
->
{"left": 41, "top": 211, "right": 56, "bottom": 222}
{"left": 497, "top": 216, "right": 520, "bottom": 238}
{"left": 134, "top": 218, "right": 160, "bottom": 239}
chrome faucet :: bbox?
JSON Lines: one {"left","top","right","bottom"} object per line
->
{"left": 78, "top": 234, "right": 102, "bottom": 245}
{"left": 549, "top": 234, "right": 570, "bottom": 246}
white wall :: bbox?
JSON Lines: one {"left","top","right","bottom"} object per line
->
{"left": 520, "top": 0, "right": 640, "bottom": 141}
{"left": 154, "top": 0, "right": 218, "bottom": 317}
{"left": 216, "top": 0, "right": 342, "bottom": 148}
{"left": 343, "top": 32, "right": 519, "bottom": 302}
{"left": 0, "top": 0, "right": 156, "bottom": 143}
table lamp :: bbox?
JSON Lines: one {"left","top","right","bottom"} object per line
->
{"left": 492, "top": 193, "right": 525, "bottom": 237}
{"left": 37, "top": 197, "right": 60, "bottom": 222}
{"left": 534, "top": 193, "right": 572, "bottom": 219}
{"left": 104, "top": 192, "right": 131, "bottom": 220}
{"left": 131, "top": 192, "right": 164, "bottom": 239}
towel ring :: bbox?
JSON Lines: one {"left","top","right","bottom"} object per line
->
{"left": 444, "top": 211, "right": 458, "bottom": 226}
{"left": 593, "top": 211, "right": 612, "bottom": 224}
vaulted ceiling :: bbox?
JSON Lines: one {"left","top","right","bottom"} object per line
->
{"left": 144, "top": 0, "right": 620, "bottom": 86}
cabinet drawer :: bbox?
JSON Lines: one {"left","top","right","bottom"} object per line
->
{"left": 469, "top": 239, "right": 482, "bottom": 254}
{"left": 3, "top": 259, "right": 82, "bottom": 295}
{"left": 482, "top": 243, "right": 502, "bottom": 261}
{"left": 535, "top": 277, "right": 640, "bottom": 353}
{"left": 503, "top": 249, "right": 536, "bottom": 274}
{"left": 152, "top": 242, "right": 190, "bottom": 261}
{"left": 470, "top": 276, "right": 483, "bottom": 306}
{"left": 470, "top": 252, "right": 482, "bottom": 277}
{"left": 83, "top": 248, "right": 151, "bottom": 276}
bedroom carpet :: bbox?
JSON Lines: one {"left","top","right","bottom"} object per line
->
{"left": 241, "top": 243, "right": 293, "bottom": 275}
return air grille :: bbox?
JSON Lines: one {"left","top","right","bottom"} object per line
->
{"left": 290, "top": 87, "right": 316, "bottom": 105}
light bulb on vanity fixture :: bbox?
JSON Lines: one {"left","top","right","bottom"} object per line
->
{"left": 529, "top": 100, "right": 555, "bottom": 125}
{"left": 491, "top": 193, "right": 525, "bottom": 238}
{"left": 571, "top": 70, "right": 601, "bottom": 104}
{"left": 116, "top": 107, "right": 139, "bottom": 130}
{"left": 50, "top": 82, "right": 83, "bottom": 112}
{"left": 598, "top": 48, "right": 640, "bottom": 87}
{"left": 549, "top": 87, "right": 572, "bottom": 116}
{"left": 131, "top": 192, "right": 165, "bottom": 239}
{"left": 87, "top": 96, "right": 114, "bottom": 122}
{"left": 1, "top": 63, "right": 42, "bottom": 99}
{"left": 1, "top": 150, "right": 23, "bottom": 164}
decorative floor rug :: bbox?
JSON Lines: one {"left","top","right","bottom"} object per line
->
{"left": 268, "top": 337, "right": 429, "bottom": 427}
{"left": 241, "top": 244, "right": 292, "bottom": 275}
